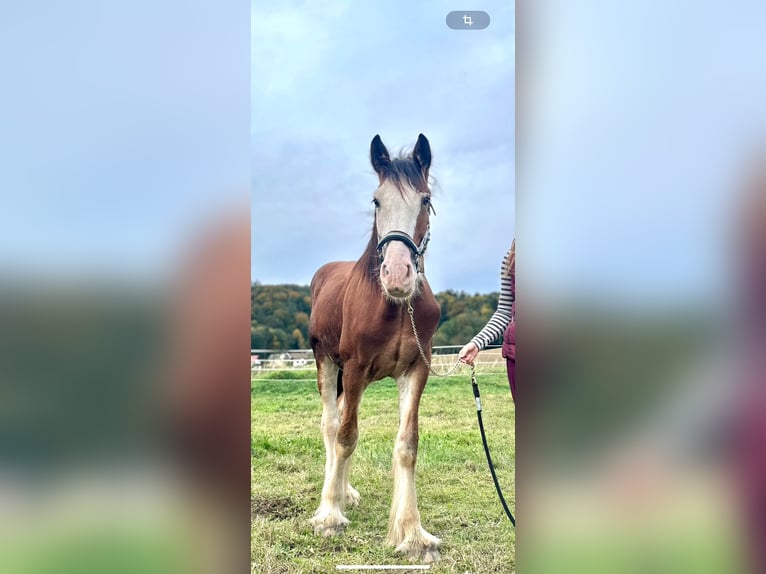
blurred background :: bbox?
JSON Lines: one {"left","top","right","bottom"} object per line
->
{"left": 0, "top": 2, "right": 250, "bottom": 573}
{"left": 519, "top": 1, "right": 766, "bottom": 573}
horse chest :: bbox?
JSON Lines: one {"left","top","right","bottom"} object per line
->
{"left": 367, "top": 340, "right": 419, "bottom": 381}
{"left": 344, "top": 314, "right": 404, "bottom": 346}
{"left": 338, "top": 302, "right": 435, "bottom": 380}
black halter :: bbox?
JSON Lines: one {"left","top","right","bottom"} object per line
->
{"left": 376, "top": 225, "right": 431, "bottom": 273}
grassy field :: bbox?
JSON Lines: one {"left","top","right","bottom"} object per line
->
{"left": 251, "top": 367, "right": 515, "bottom": 573}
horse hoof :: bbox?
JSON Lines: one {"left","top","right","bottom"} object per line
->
{"left": 420, "top": 548, "right": 441, "bottom": 564}
{"left": 397, "top": 543, "right": 441, "bottom": 563}
{"left": 310, "top": 511, "right": 349, "bottom": 537}
{"left": 314, "top": 523, "right": 347, "bottom": 537}
{"left": 394, "top": 531, "right": 442, "bottom": 563}
{"left": 346, "top": 485, "right": 361, "bottom": 507}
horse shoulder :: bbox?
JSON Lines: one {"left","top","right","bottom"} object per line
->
{"left": 309, "top": 262, "right": 354, "bottom": 349}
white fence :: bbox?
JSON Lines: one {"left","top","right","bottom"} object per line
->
{"left": 251, "top": 345, "right": 506, "bottom": 373}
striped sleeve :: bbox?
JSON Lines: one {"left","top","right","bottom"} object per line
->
{"left": 470, "top": 251, "right": 514, "bottom": 351}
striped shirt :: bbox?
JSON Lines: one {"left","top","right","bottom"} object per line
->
{"left": 471, "top": 249, "right": 514, "bottom": 350}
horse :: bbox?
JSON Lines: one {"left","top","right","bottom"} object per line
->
{"left": 308, "top": 134, "right": 442, "bottom": 562}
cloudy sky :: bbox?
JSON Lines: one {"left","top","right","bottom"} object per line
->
{"left": 251, "top": 1, "right": 515, "bottom": 293}
{"left": 250, "top": 0, "right": 766, "bottom": 308}
{"left": 4, "top": 0, "right": 765, "bottom": 306}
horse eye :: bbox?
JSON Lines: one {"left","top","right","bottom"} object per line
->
{"left": 372, "top": 199, "right": 380, "bottom": 208}
{"left": 422, "top": 197, "right": 430, "bottom": 206}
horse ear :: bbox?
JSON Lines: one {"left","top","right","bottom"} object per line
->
{"left": 370, "top": 134, "right": 391, "bottom": 176}
{"left": 413, "top": 133, "right": 431, "bottom": 174}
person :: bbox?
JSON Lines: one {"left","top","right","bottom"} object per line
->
{"left": 458, "top": 240, "right": 515, "bottom": 400}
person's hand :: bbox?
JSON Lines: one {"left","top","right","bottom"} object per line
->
{"left": 458, "top": 342, "right": 479, "bottom": 366}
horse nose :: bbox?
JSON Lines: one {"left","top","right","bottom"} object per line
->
{"left": 382, "top": 262, "right": 410, "bottom": 282}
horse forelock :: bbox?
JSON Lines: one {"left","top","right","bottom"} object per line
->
{"left": 380, "top": 155, "right": 430, "bottom": 197}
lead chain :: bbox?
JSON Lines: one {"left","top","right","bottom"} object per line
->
{"left": 407, "top": 300, "right": 466, "bottom": 377}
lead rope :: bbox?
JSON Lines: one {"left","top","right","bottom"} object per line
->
{"left": 471, "top": 365, "right": 516, "bottom": 526}
{"left": 406, "top": 299, "right": 516, "bottom": 526}
{"left": 407, "top": 300, "right": 462, "bottom": 377}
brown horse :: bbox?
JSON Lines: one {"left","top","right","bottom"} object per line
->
{"left": 308, "top": 134, "right": 441, "bottom": 562}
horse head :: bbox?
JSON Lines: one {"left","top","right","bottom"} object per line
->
{"left": 370, "top": 133, "right": 434, "bottom": 301}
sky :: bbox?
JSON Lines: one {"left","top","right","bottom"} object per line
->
{"left": 249, "top": 0, "right": 766, "bottom": 304}
{"left": 2, "top": 1, "right": 766, "bottom": 305}
{"left": 251, "top": 1, "right": 515, "bottom": 294}
{"left": 0, "top": 1, "right": 250, "bottom": 281}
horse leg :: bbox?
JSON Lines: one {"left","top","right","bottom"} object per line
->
{"left": 311, "top": 358, "right": 347, "bottom": 535}
{"left": 337, "top": 390, "right": 361, "bottom": 507}
{"left": 311, "top": 362, "right": 362, "bottom": 536}
{"left": 387, "top": 367, "right": 441, "bottom": 562}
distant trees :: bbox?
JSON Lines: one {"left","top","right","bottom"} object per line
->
{"left": 251, "top": 284, "right": 312, "bottom": 349}
{"left": 251, "top": 283, "right": 502, "bottom": 350}
{"left": 432, "top": 289, "right": 501, "bottom": 346}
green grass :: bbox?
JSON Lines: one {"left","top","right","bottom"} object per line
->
{"left": 252, "top": 368, "right": 515, "bottom": 573}
{"left": 253, "top": 369, "right": 318, "bottom": 381}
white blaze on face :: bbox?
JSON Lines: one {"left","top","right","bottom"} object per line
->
{"left": 375, "top": 180, "right": 422, "bottom": 300}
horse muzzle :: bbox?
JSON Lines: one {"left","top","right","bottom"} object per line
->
{"left": 379, "top": 241, "right": 417, "bottom": 300}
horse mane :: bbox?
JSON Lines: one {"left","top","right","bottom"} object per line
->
{"left": 360, "top": 230, "right": 380, "bottom": 282}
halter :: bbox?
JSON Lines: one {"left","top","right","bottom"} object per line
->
{"left": 376, "top": 225, "right": 431, "bottom": 273}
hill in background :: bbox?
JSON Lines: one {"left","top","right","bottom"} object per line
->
{"left": 251, "top": 282, "right": 501, "bottom": 350}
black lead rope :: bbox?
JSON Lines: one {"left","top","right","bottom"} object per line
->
{"left": 471, "top": 371, "right": 516, "bottom": 527}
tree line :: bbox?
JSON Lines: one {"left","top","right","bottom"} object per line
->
{"left": 251, "top": 282, "right": 501, "bottom": 350}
